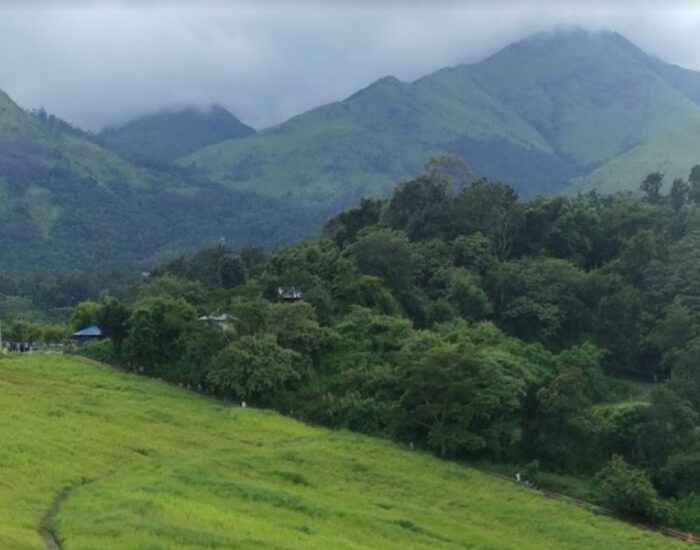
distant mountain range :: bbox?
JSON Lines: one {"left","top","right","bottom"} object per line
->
{"left": 0, "top": 91, "right": 321, "bottom": 273}
{"left": 99, "top": 105, "right": 254, "bottom": 161}
{"left": 181, "top": 29, "right": 700, "bottom": 201}
{"left": 2, "top": 28, "right": 700, "bottom": 272}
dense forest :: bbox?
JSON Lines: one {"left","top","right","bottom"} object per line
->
{"left": 6, "top": 158, "right": 700, "bottom": 530}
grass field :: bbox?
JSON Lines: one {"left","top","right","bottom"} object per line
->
{"left": 0, "top": 354, "right": 681, "bottom": 549}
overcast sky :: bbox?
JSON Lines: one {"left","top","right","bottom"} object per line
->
{"left": 2, "top": 1, "right": 700, "bottom": 131}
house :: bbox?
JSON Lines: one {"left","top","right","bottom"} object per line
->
{"left": 71, "top": 325, "right": 103, "bottom": 346}
{"left": 197, "top": 314, "right": 232, "bottom": 330}
{"left": 277, "top": 286, "right": 303, "bottom": 301}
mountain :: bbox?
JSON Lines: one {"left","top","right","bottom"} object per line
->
{"left": 0, "top": 91, "right": 318, "bottom": 273}
{"left": 99, "top": 105, "right": 255, "bottom": 161}
{"left": 181, "top": 29, "right": 700, "bottom": 201}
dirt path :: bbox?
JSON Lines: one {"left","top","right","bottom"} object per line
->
{"left": 39, "top": 488, "right": 70, "bottom": 550}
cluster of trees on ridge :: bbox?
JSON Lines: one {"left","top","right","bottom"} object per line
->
{"left": 6, "top": 158, "right": 700, "bottom": 530}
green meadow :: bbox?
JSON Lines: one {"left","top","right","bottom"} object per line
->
{"left": 0, "top": 354, "right": 680, "bottom": 549}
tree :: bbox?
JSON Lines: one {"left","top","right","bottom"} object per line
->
{"left": 446, "top": 268, "right": 492, "bottom": 321}
{"left": 595, "top": 455, "right": 668, "bottom": 522}
{"left": 70, "top": 300, "right": 101, "bottom": 330}
{"left": 491, "top": 258, "right": 589, "bottom": 346}
{"left": 689, "top": 165, "right": 700, "bottom": 206}
{"left": 96, "top": 297, "right": 130, "bottom": 349}
{"left": 595, "top": 286, "right": 645, "bottom": 376}
{"left": 534, "top": 365, "right": 601, "bottom": 471}
{"left": 123, "top": 297, "right": 196, "bottom": 372}
{"left": 137, "top": 275, "right": 206, "bottom": 305}
{"left": 619, "top": 230, "right": 657, "bottom": 288}
{"left": 669, "top": 336, "right": 700, "bottom": 409}
{"left": 640, "top": 172, "right": 664, "bottom": 205}
{"left": 660, "top": 452, "right": 700, "bottom": 496}
{"left": 424, "top": 155, "right": 476, "bottom": 190}
{"left": 218, "top": 254, "right": 247, "bottom": 288}
{"left": 346, "top": 228, "right": 415, "bottom": 296}
{"left": 453, "top": 232, "right": 496, "bottom": 275}
{"left": 393, "top": 338, "right": 529, "bottom": 460}
{"left": 638, "top": 385, "right": 698, "bottom": 468}
{"left": 669, "top": 178, "right": 689, "bottom": 211}
{"left": 323, "top": 198, "right": 384, "bottom": 248}
{"left": 448, "top": 181, "right": 518, "bottom": 258}
{"left": 269, "top": 301, "right": 322, "bottom": 359}
{"left": 394, "top": 342, "right": 487, "bottom": 457}
{"left": 207, "top": 334, "right": 301, "bottom": 404}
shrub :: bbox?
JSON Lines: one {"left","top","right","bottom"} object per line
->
{"left": 595, "top": 455, "right": 669, "bottom": 523}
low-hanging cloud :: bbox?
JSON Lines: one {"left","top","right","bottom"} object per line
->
{"left": 1, "top": 1, "right": 699, "bottom": 131}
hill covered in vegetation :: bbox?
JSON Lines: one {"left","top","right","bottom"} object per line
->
{"left": 0, "top": 90, "right": 320, "bottom": 273}
{"left": 22, "top": 161, "right": 694, "bottom": 535}
{"left": 183, "top": 29, "right": 700, "bottom": 202}
{"left": 0, "top": 353, "right": 679, "bottom": 549}
{"left": 99, "top": 105, "right": 255, "bottom": 161}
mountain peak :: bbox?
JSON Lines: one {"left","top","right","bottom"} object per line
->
{"left": 514, "top": 27, "right": 633, "bottom": 48}
{"left": 100, "top": 105, "right": 255, "bottom": 161}
{"left": 487, "top": 27, "right": 647, "bottom": 66}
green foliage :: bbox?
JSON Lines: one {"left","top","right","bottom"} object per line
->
{"left": 49, "top": 157, "right": 700, "bottom": 534}
{"left": 70, "top": 300, "right": 101, "bottom": 330}
{"left": 268, "top": 301, "right": 322, "bottom": 358}
{"left": 96, "top": 296, "right": 130, "bottom": 348}
{"left": 641, "top": 172, "right": 665, "bottom": 205}
{"left": 207, "top": 334, "right": 302, "bottom": 403}
{"left": 347, "top": 228, "right": 415, "bottom": 295}
{"left": 77, "top": 338, "right": 119, "bottom": 364}
{"left": 123, "top": 296, "right": 197, "bottom": 372}
{"left": 595, "top": 455, "right": 669, "bottom": 523}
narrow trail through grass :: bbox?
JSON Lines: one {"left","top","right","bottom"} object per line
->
{"left": 39, "top": 488, "right": 68, "bottom": 550}
{"left": 0, "top": 354, "right": 683, "bottom": 549}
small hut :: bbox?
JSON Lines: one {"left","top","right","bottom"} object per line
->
{"left": 71, "top": 325, "right": 103, "bottom": 346}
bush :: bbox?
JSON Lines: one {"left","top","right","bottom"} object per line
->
{"left": 595, "top": 455, "right": 669, "bottom": 523}
{"left": 670, "top": 493, "right": 700, "bottom": 533}
{"left": 206, "top": 334, "right": 302, "bottom": 405}
{"left": 77, "top": 339, "right": 118, "bottom": 364}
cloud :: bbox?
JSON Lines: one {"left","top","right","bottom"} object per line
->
{"left": 1, "top": 1, "right": 699, "bottom": 131}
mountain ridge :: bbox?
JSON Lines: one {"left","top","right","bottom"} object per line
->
{"left": 0, "top": 95, "right": 319, "bottom": 273}
{"left": 181, "top": 29, "right": 700, "bottom": 201}
{"left": 99, "top": 104, "right": 255, "bottom": 161}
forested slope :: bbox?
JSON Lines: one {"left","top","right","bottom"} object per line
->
{"left": 0, "top": 90, "right": 320, "bottom": 273}
{"left": 44, "top": 161, "right": 700, "bottom": 534}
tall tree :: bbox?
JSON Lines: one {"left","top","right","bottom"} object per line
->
{"left": 640, "top": 172, "right": 664, "bottom": 205}
{"left": 669, "top": 178, "right": 689, "bottom": 211}
{"left": 689, "top": 165, "right": 700, "bottom": 206}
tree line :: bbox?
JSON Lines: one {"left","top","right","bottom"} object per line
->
{"left": 20, "top": 158, "right": 700, "bottom": 530}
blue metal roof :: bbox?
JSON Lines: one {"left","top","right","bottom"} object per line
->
{"left": 73, "top": 325, "right": 102, "bottom": 337}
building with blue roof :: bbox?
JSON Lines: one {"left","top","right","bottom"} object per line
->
{"left": 71, "top": 325, "right": 103, "bottom": 346}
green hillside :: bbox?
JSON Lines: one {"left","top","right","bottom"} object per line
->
{"left": 0, "top": 92, "right": 319, "bottom": 273}
{"left": 182, "top": 29, "right": 700, "bottom": 201}
{"left": 99, "top": 105, "right": 255, "bottom": 161}
{"left": 0, "top": 354, "right": 679, "bottom": 549}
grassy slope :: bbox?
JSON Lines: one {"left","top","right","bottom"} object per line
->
{"left": 0, "top": 354, "right": 679, "bottom": 549}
